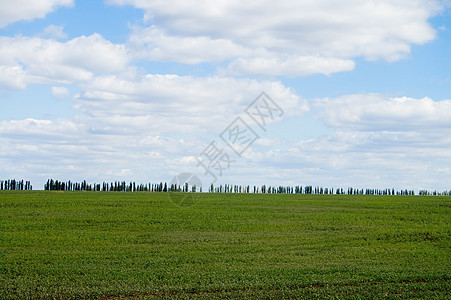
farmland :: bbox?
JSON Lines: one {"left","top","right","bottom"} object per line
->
{"left": 0, "top": 191, "right": 450, "bottom": 298}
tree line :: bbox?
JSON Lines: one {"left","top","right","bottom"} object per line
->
{"left": 0, "top": 179, "right": 32, "bottom": 191}
{"left": 208, "top": 184, "right": 422, "bottom": 196}
{"left": 39, "top": 178, "right": 451, "bottom": 196}
{"left": 1, "top": 177, "right": 449, "bottom": 196}
{"left": 43, "top": 179, "right": 197, "bottom": 193}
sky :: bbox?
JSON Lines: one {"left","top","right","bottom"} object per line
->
{"left": 0, "top": 0, "right": 450, "bottom": 192}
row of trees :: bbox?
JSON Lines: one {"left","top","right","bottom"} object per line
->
{"left": 0, "top": 179, "right": 32, "bottom": 191}
{"left": 208, "top": 184, "right": 420, "bottom": 196}
{"left": 41, "top": 179, "right": 451, "bottom": 196}
{"left": 43, "top": 179, "right": 203, "bottom": 193}
{"left": 419, "top": 190, "right": 451, "bottom": 196}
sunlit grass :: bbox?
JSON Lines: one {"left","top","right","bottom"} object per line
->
{"left": 0, "top": 191, "right": 449, "bottom": 298}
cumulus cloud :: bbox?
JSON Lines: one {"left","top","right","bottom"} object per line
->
{"left": 278, "top": 93, "right": 451, "bottom": 190}
{"left": 0, "top": 1, "right": 442, "bottom": 83}
{"left": 0, "top": 75, "right": 307, "bottom": 187}
{"left": 129, "top": 26, "right": 251, "bottom": 64}
{"left": 0, "top": 118, "right": 79, "bottom": 141}
{"left": 0, "top": 66, "right": 27, "bottom": 90}
{"left": 224, "top": 56, "right": 355, "bottom": 77}
{"left": 51, "top": 86, "right": 70, "bottom": 99}
{"left": 40, "top": 25, "right": 68, "bottom": 40}
{"left": 75, "top": 74, "right": 308, "bottom": 134}
{"left": 0, "top": 34, "right": 129, "bottom": 88}
{"left": 2, "top": 88, "right": 450, "bottom": 190}
{"left": 287, "top": 131, "right": 451, "bottom": 190}
{"left": 315, "top": 93, "right": 451, "bottom": 131}
{"left": 0, "top": 1, "right": 448, "bottom": 191}
{"left": 211, "top": 92, "right": 451, "bottom": 190}
{"left": 113, "top": 0, "right": 442, "bottom": 76}
{"left": 0, "top": 0, "right": 73, "bottom": 28}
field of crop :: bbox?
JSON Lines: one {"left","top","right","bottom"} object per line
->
{"left": 0, "top": 191, "right": 450, "bottom": 299}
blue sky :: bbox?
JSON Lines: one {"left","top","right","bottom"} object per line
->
{"left": 0, "top": 0, "right": 450, "bottom": 191}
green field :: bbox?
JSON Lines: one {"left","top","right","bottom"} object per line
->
{"left": 0, "top": 191, "right": 450, "bottom": 299}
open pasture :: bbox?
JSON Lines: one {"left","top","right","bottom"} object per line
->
{"left": 0, "top": 191, "right": 449, "bottom": 298}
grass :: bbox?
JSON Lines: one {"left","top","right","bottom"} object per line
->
{"left": 0, "top": 191, "right": 450, "bottom": 299}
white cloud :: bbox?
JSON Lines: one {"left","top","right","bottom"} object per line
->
{"left": 315, "top": 94, "right": 451, "bottom": 131}
{"left": 224, "top": 56, "right": 355, "bottom": 77}
{"left": 74, "top": 74, "right": 307, "bottom": 134}
{"left": 0, "top": 66, "right": 27, "bottom": 89}
{"left": 1, "top": 92, "right": 450, "bottom": 191}
{"left": 275, "top": 93, "right": 451, "bottom": 190}
{"left": 0, "top": 1, "right": 448, "bottom": 191}
{"left": 0, "top": 0, "right": 73, "bottom": 28}
{"left": 129, "top": 26, "right": 251, "bottom": 64}
{"left": 0, "top": 34, "right": 130, "bottom": 88}
{"left": 113, "top": 0, "right": 442, "bottom": 76}
{"left": 192, "top": 92, "right": 451, "bottom": 190}
{"left": 51, "top": 86, "right": 70, "bottom": 99}
{"left": 40, "top": 24, "right": 68, "bottom": 40}
{"left": 289, "top": 130, "right": 451, "bottom": 190}
{"left": 254, "top": 138, "right": 280, "bottom": 147}
{"left": 4, "top": 78, "right": 450, "bottom": 191}
{"left": 0, "top": 118, "right": 78, "bottom": 137}
{"left": 0, "top": 74, "right": 308, "bottom": 188}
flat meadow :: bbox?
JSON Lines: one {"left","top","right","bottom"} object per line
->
{"left": 0, "top": 191, "right": 449, "bottom": 298}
